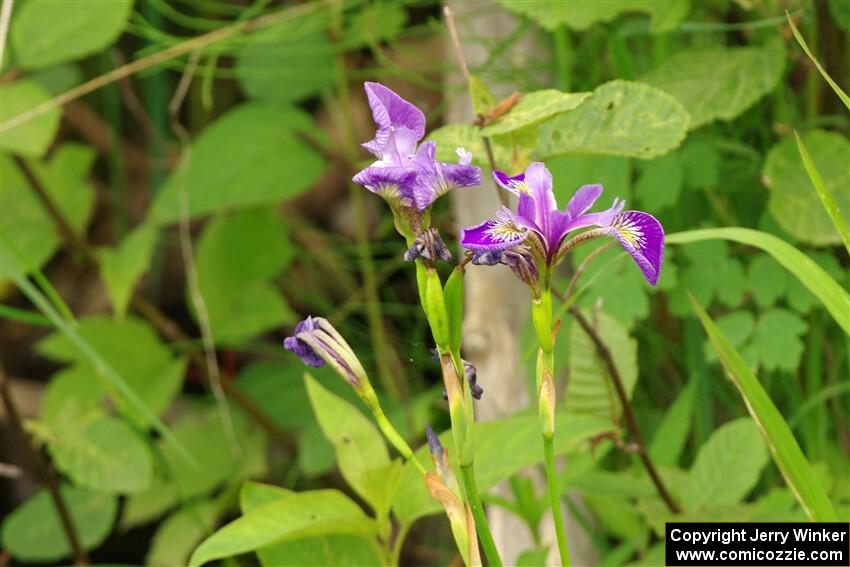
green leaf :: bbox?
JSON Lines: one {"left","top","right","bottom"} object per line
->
{"left": 642, "top": 41, "right": 784, "bottom": 129}
{"left": 194, "top": 208, "right": 295, "bottom": 343}
{"left": 680, "top": 135, "right": 720, "bottom": 188}
{"left": 499, "top": 0, "right": 689, "bottom": 32}
{"left": 667, "top": 227, "right": 850, "bottom": 335}
{"left": 47, "top": 412, "right": 153, "bottom": 494}
{"left": 151, "top": 102, "right": 325, "bottom": 222}
{"left": 0, "top": 80, "right": 62, "bottom": 156}
{"left": 393, "top": 412, "right": 610, "bottom": 525}
{"left": 10, "top": 0, "right": 133, "bottom": 69}
{"left": 147, "top": 501, "right": 219, "bottom": 567}
{"left": 0, "top": 486, "right": 117, "bottom": 562}
{"left": 344, "top": 1, "right": 407, "bottom": 46}
{"left": 546, "top": 154, "right": 632, "bottom": 205}
{"left": 794, "top": 131, "right": 850, "bottom": 254}
{"left": 96, "top": 224, "right": 159, "bottom": 317}
{"left": 648, "top": 379, "right": 696, "bottom": 467}
{"left": 750, "top": 308, "right": 807, "bottom": 372}
{"left": 565, "top": 311, "right": 638, "bottom": 422}
{"left": 481, "top": 89, "right": 590, "bottom": 136}
{"left": 634, "top": 151, "right": 683, "bottom": 211}
{"left": 537, "top": 80, "right": 689, "bottom": 160}
{"left": 685, "top": 417, "right": 768, "bottom": 509}
{"left": 236, "top": 29, "right": 335, "bottom": 102}
{"left": 785, "top": 251, "right": 844, "bottom": 315}
{"left": 786, "top": 12, "right": 850, "bottom": 111}
{"left": 39, "top": 316, "right": 186, "bottom": 427}
{"left": 585, "top": 494, "right": 647, "bottom": 542}
{"left": 690, "top": 295, "right": 838, "bottom": 521}
{"left": 748, "top": 255, "right": 788, "bottom": 308}
{"left": 572, "top": 246, "right": 652, "bottom": 327}
{"left": 702, "top": 310, "right": 755, "bottom": 364}
{"left": 305, "top": 374, "right": 401, "bottom": 517}
{"left": 0, "top": 145, "right": 96, "bottom": 279}
{"left": 763, "top": 130, "right": 850, "bottom": 246}
{"left": 240, "top": 481, "right": 294, "bottom": 512}
{"left": 188, "top": 490, "right": 378, "bottom": 567}
{"left": 469, "top": 74, "right": 498, "bottom": 115}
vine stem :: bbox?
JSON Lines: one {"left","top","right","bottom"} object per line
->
{"left": 544, "top": 435, "right": 570, "bottom": 566}
{"left": 569, "top": 306, "right": 682, "bottom": 514}
{"left": 460, "top": 462, "right": 502, "bottom": 567}
{"left": 0, "top": 365, "right": 88, "bottom": 565}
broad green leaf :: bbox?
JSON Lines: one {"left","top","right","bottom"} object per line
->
{"left": 685, "top": 418, "right": 768, "bottom": 510}
{"left": 29, "top": 63, "right": 83, "bottom": 95}
{"left": 680, "top": 135, "right": 720, "bottom": 188}
{"left": 750, "top": 309, "right": 807, "bottom": 372}
{"left": 147, "top": 501, "right": 219, "bottom": 567}
{"left": 499, "top": 0, "right": 689, "bottom": 32}
{"left": 151, "top": 102, "right": 325, "bottom": 222}
{"left": 634, "top": 151, "right": 683, "bottom": 211}
{"left": 763, "top": 130, "right": 850, "bottom": 246}
{"left": 96, "top": 224, "right": 159, "bottom": 317}
{"left": 546, "top": 154, "right": 632, "bottom": 204}
{"left": 344, "top": 1, "right": 407, "bottom": 46}
{"left": 748, "top": 255, "right": 788, "bottom": 308}
{"left": 188, "top": 490, "right": 377, "bottom": 567}
{"left": 690, "top": 295, "right": 838, "bottom": 521}
{"left": 0, "top": 80, "right": 62, "bottom": 155}
{"left": 426, "top": 123, "right": 513, "bottom": 168}
{"left": 481, "top": 89, "right": 591, "bottom": 136}
{"left": 0, "top": 249, "right": 193, "bottom": 464}
{"left": 648, "top": 379, "right": 696, "bottom": 467}
{"left": 585, "top": 494, "right": 647, "bottom": 542}
{"left": 537, "top": 80, "right": 689, "bottom": 160}
{"left": 565, "top": 311, "right": 638, "bottom": 422}
{"left": 469, "top": 74, "right": 498, "bottom": 115}
{"left": 305, "top": 374, "right": 401, "bottom": 517}
{"left": 48, "top": 412, "right": 153, "bottom": 494}
{"left": 239, "top": 483, "right": 381, "bottom": 567}
{"left": 236, "top": 29, "right": 335, "bottom": 102}
{"left": 794, "top": 131, "right": 850, "bottom": 254}
{"left": 667, "top": 227, "right": 850, "bottom": 334}
{"left": 39, "top": 316, "right": 186, "bottom": 427}
{"left": 194, "top": 208, "right": 295, "bottom": 343}
{"left": 0, "top": 145, "right": 96, "bottom": 279}
{"left": 786, "top": 12, "right": 850, "bottom": 110}
{"left": 393, "top": 412, "right": 610, "bottom": 524}
{"left": 11, "top": 0, "right": 133, "bottom": 69}
{"left": 0, "top": 486, "right": 117, "bottom": 563}
{"left": 642, "top": 42, "right": 784, "bottom": 129}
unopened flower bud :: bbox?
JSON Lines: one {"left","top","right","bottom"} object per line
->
{"left": 404, "top": 228, "right": 452, "bottom": 263}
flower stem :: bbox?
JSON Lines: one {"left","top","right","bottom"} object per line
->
{"left": 460, "top": 462, "right": 502, "bottom": 567}
{"left": 372, "top": 407, "right": 427, "bottom": 475}
{"left": 544, "top": 434, "right": 570, "bottom": 566}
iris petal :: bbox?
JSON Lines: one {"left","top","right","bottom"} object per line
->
{"left": 608, "top": 210, "right": 665, "bottom": 286}
{"left": 352, "top": 165, "right": 418, "bottom": 208}
{"left": 460, "top": 211, "right": 528, "bottom": 251}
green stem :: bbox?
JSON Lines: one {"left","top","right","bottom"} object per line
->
{"left": 460, "top": 462, "right": 502, "bottom": 567}
{"left": 544, "top": 435, "right": 570, "bottom": 567}
{"left": 372, "top": 407, "right": 427, "bottom": 475}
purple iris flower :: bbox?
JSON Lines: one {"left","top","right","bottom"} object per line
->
{"left": 460, "top": 162, "right": 664, "bottom": 285}
{"left": 353, "top": 82, "right": 481, "bottom": 211}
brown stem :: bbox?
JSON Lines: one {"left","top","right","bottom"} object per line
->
{"left": 13, "top": 156, "right": 295, "bottom": 453}
{"left": 0, "top": 366, "right": 88, "bottom": 565}
{"left": 568, "top": 306, "right": 682, "bottom": 514}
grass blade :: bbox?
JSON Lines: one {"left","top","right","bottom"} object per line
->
{"left": 689, "top": 293, "right": 837, "bottom": 522}
{"left": 786, "top": 11, "right": 850, "bottom": 111}
{"left": 794, "top": 130, "right": 850, "bottom": 255}
{"left": 668, "top": 228, "right": 850, "bottom": 335}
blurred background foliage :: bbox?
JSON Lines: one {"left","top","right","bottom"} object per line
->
{"left": 0, "top": 0, "right": 848, "bottom": 565}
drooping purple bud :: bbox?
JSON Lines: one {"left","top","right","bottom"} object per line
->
{"left": 284, "top": 316, "right": 367, "bottom": 388}
{"left": 502, "top": 248, "right": 539, "bottom": 287}
{"left": 425, "top": 423, "right": 444, "bottom": 460}
{"left": 283, "top": 316, "right": 325, "bottom": 368}
{"left": 404, "top": 228, "right": 452, "bottom": 263}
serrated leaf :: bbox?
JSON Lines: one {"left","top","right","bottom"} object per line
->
{"left": 0, "top": 145, "right": 95, "bottom": 279}
{"left": 147, "top": 501, "right": 219, "bottom": 567}
{"left": 11, "top": 0, "right": 133, "bottom": 70}
{"left": 96, "top": 224, "right": 159, "bottom": 317}
{"left": 236, "top": 29, "right": 335, "bottom": 102}
{"left": 499, "top": 0, "right": 689, "bottom": 32}
{"left": 763, "top": 130, "right": 850, "bottom": 246}
{"left": 685, "top": 418, "right": 768, "bottom": 509}
{"left": 537, "top": 80, "right": 689, "bottom": 160}
{"left": 751, "top": 308, "right": 807, "bottom": 372}
{"left": 0, "top": 80, "right": 62, "bottom": 156}
{"left": 748, "top": 255, "right": 788, "bottom": 308}
{"left": 188, "top": 490, "right": 377, "bottom": 567}
{"left": 481, "top": 89, "right": 590, "bottom": 136}
{"left": 691, "top": 296, "right": 837, "bottom": 521}
{"left": 565, "top": 311, "right": 638, "bottom": 422}
{"left": 642, "top": 42, "right": 784, "bottom": 129}
{"left": 305, "top": 374, "right": 401, "bottom": 517}
{"left": 151, "top": 102, "right": 325, "bottom": 222}
{"left": 393, "top": 412, "right": 610, "bottom": 525}
{"left": 0, "top": 486, "right": 117, "bottom": 563}
{"left": 48, "top": 412, "right": 153, "bottom": 494}
{"left": 194, "top": 208, "right": 295, "bottom": 343}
